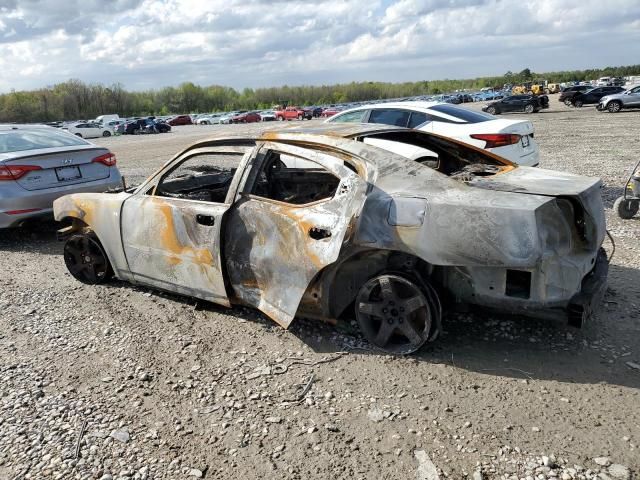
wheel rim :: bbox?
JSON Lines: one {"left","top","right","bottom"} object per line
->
{"left": 488, "top": 107, "right": 495, "bottom": 115}
{"left": 64, "top": 235, "right": 109, "bottom": 284}
{"left": 610, "top": 103, "right": 620, "bottom": 112}
{"left": 525, "top": 105, "right": 534, "bottom": 113}
{"left": 356, "top": 275, "right": 432, "bottom": 354}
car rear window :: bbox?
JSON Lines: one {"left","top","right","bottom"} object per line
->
{"left": 428, "top": 104, "right": 494, "bottom": 123}
{"left": 0, "top": 128, "right": 89, "bottom": 154}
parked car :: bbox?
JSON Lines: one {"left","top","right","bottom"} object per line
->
{"left": 558, "top": 85, "right": 592, "bottom": 105}
{"left": 231, "top": 111, "right": 261, "bottom": 123}
{"left": 597, "top": 85, "right": 640, "bottom": 112}
{"left": 326, "top": 101, "right": 539, "bottom": 166}
{"left": 570, "top": 86, "right": 626, "bottom": 107}
{"left": 53, "top": 123, "right": 607, "bottom": 354}
{"left": 167, "top": 115, "right": 193, "bottom": 126}
{"left": 320, "top": 107, "right": 343, "bottom": 117}
{"left": 303, "top": 106, "right": 324, "bottom": 118}
{"left": 196, "top": 114, "right": 222, "bottom": 125}
{"left": 219, "top": 112, "right": 244, "bottom": 124}
{"left": 482, "top": 95, "right": 549, "bottom": 115}
{"left": 0, "top": 125, "right": 122, "bottom": 228}
{"left": 275, "top": 106, "right": 310, "bottom": 121}
{"left": 64, "top": 122, "right": 112, "bottom": 139}
{"left": 260, "top": 110, "right": 277, "bottom": 122}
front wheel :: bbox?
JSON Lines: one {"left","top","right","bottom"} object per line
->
{"left": 298, "top": 114, "right": 303, "bottom": 120}
{"left": 564, "top": 99, "right": 573, "bottom": 106}
{"left": 614, "top": 197, "right": 639, "bottom": 219}
{"left": 355, "top": 274, "right": 439, "bottom": 355}
{"left": 64, "top": 233, "right": 113, "bottom": 284}
{"left": 278, "top": 116, "right": 285, "bottom": 121}
{"left": 102, "top": 130, "right": 111, "bottom": 137}
{"left": 486, "top": 106, "right": 497, "bottom": 115}
{"left": 607, "top": 101, "right": 622, "bottom": 113}
{"left": 574, "top": 100, "right": 583, "bottom": 108}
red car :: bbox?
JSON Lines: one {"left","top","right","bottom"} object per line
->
{"left": 231, "top": 111, "right": 261, "bottom": 124}
{"left": 167, "top": 115, "right": 193, "bottom": 126}
{"left": 321, "top": 107, "right": 342, "bottom": 118}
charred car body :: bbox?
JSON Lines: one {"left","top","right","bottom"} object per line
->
{"left": 53, "top": 124, "right": 608, "bottom": 354}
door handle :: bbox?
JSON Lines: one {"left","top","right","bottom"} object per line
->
{"left": 309, "top": 227, "right": 332, "bottom": 240}
{"left": 196, "top": 214, "right": 215, "bottom": 226}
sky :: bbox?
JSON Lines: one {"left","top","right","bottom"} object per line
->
{"left": 0, "top": 0, "right": 639, "bottom": 93}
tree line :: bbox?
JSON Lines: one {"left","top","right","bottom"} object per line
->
{"left": 1, "top": 64, "right": 639, "bottom": 123}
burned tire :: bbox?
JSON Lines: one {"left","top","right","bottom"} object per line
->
{"left": 607, "top": 101, "right": 622, "bottom": 113}
{"left": 64, "top": 233, "right": 113, "bottom": 284}
{"left": 355, "top": 273, "right": 439, "bottom": 355}
{"left": 524, "top": 104, "right": 535, "bottom": 114}
{"left": 614, "top": 197, "right": 639, "bottom": 219}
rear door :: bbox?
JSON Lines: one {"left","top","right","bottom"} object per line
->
{"left": 223, "top": 142, "right": 367, "bottom": 328}
{"left": 120, "top": 143, "right": 255, "bottom": 305}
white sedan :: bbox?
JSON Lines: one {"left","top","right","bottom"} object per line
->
{"left": 64, "top": 122, "right": 112, "bottom": 139}
{"left": 325, "top": 101, "right": 539, "bottom": 166}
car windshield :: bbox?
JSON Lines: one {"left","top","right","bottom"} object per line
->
{"left": 429, "top": 104, "right": 494, "bottom": 123}
{"left": 0, "top": 128, "right": 88, "bottom": 153}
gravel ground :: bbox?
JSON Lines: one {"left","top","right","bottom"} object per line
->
{"left": 0, "top": 101, "right": 639, "bottom": 480}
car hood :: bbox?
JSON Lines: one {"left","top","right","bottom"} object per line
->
{"left": 468, "top": 166, "right": 601, "bottom": 197}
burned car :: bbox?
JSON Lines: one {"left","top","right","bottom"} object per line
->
{"left": 53, "top": 124, "right": 608, "bottom": 354}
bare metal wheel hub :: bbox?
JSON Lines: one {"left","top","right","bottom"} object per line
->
{"left": 355, "top": 274, "right": 437, "bottom": 355}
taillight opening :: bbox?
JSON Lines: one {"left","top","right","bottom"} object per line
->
{"left": 0, "top": 164, "right": 43, "bottom": 181}
{"left": 92, "top": 153, "right": 117, "bottom": 167}
{"left": 470, "top": 133, "right": 522, "bottom": 149}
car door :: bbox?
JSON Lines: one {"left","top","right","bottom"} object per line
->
{"left": 223, "top": 142, "right": 368, "bottom": 328}
{"left": 502, "top": 97, "right": 517, "bottom": 112}
{"left": 120, "top": 142, "right": 256, "bottom": 306}
{"left": 626, "top": 86, "right": 640, "bottom": 106}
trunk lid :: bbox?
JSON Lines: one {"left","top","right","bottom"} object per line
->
{"left": 469, "top": 166, "right": 600, "bottom": 197}
{"left": 1, "top": 146, "right": 112, "bottom": 191}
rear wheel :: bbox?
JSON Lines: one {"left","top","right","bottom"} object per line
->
{"left": 355, "top": 274, "right": 438, "bottom": 355}
{"left": 574, "top": 100, "right": 583, "bottom": 108}
{"left": 64, "top": 233, "right": 113, "bottom": 284}
{"left": 607, "top": 101, "right": 622, "bottom": 113}
{"left": 102, "top": 130, "right": 111, "bottom": 137}
{"left": 564, "top": 99, "right": 573, "bottom": 106}
{"left": 524, "top": 104, "right": 535, "bottom": 114}
{"left": 614, "top": 197, "right": 639, "bottom": 219}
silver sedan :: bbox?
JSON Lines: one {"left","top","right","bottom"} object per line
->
{"left": 0, "top": 125, "right": 122, "bottom": 228}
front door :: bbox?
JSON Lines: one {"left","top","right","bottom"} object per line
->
{"left": 120, "top": 144, "right": 255, "bottom": 306}
{"left": 223, "top": 142, "right": 367, "bottom": 327}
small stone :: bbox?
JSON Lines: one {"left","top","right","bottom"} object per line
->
{"left": 109, "top": 430, "right": 130, "bottom": 443}
{"left": 367, "top": 407, "right": 384, "bottom": 422}
{"left": 561, "top": 474, "right": 571, "bottom": 480}
{"left": 532, "top": 427, "right": 541, "bottom": 432}
{"left": 101, "top": 377, "right": 113, "bottom": 382}
{"left": 188, "top": 468, "right": 204, "bottom": 478}
{"left": 464, "top": 421, "right": 472, "bottom": 428}
{"left": 607, "top": 464, "right": 630, "bottom": 480}
{"left": 324, "top": 391, "right": 334, "bottom": 400}
{"left": 473, "top": 471, "right": 484, "bottom": 480}
{"left": 100, "top": 475, "right": 113, "bottom": 480}
{"left": 542, "top": 456, "right": 550, "bottom": 466}
{"left": 265, "top": 416, "right": 281, "bottom": 424}
{"left": 307, "top": 426, "right": 317, "bottom": 434}
{"left": 324, "top": 423, "right": 339, "bottom": 432}
{"left": 274, "top": 445, "right": 285, "bottom": 453}
{"left": 594, "top": 457, "right": 611, "bottom": 466}
{"left": 139, "top": 372, "right": 151, "bottom": 382}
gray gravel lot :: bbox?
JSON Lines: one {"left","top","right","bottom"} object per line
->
{"left": 0, "top": 101, "right": 639, "bottom": 480}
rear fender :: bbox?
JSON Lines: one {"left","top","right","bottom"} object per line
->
{"left": 54, "top": 192, "right": 132, "bottom": 280}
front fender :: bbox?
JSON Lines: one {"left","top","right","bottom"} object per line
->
{"left": 54, "top": 192, "right": 132, "bottom": 280}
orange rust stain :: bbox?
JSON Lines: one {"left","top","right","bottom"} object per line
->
{"left": 156, "top": 202, "right": 214, "bottom": 267}
{"left": 494, "top": 165, "right": 517, "bottom": 176}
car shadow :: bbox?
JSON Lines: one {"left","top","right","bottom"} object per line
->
{"left": 0, "top": 218, "right": 63, "bottom": 256}
{"left": 281, "top": 262, "right": 640, "bottom": 391}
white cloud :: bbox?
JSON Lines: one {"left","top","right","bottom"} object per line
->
{"left": 0, "top": 0, "right": 638, "bottom": 92}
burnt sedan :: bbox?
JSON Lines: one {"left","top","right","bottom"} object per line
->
{"left": 53, "top": 124, "right": 608, "bottom": 354}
